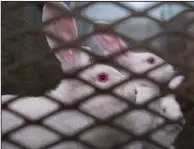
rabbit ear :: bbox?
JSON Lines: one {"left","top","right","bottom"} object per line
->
{"left": 42, "top": 2, "right": 83, "bottom": 71}
{"left": 92, "top": 21, "right": 128, "bottom": 55}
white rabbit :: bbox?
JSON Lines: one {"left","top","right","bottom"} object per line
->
{"left": 86, "top": 24, "right": 179, "bottom": 102}
{"left": 2, "top": 2, "right": 185, "bottom": 149}
{"left": 118, "top": 85, "right": 185, "bottom": 149}
{"left": 1, "top": 2, "right": 138, "bottom": 149}
{"left": 86, "top": 20, "right": 177, "bottom": 83}
{"left": 117, "top": 52, "right": 177, "bottom": 84}
{"left": 75, "top": 3, "right": 185, "bottom": 149}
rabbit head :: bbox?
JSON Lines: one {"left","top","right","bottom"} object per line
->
{"left": 84, "top": 20, "right": 177, "bottom": 83}
{"left": 151, "top": 94, "right": 185, "bottom": 148}
{"left": 159, "top": 94, "right": 184, "bottom": 121}
{"left": 133, "top": 85, "right": 185, "bottom": 149}
{"left": 135, "top": 84, "right": 184, "bottom": 122}
{"left": 113, "top": 50, "right": 176, "bottom": 84}
{"left": 42, "top": 2, "right": 129, "bottom": 91}
{"left": 120, "top": 52, "right": 176, "bottom": 83}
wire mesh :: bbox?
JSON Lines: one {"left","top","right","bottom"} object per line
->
{"left": 1, "top": 2, "right": 194, "bottom": 149}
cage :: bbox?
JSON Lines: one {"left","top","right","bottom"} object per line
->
{"left": 1, "top": 2, "right": 194, "bottom": 149}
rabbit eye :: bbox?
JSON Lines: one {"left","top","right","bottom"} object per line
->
{"left": 97, "top": 72, "right": 109, "bottom": 83}
{"left": 146, "top": 57, "right": 155, "bottom": 64}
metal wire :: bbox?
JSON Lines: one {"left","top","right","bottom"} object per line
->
{"left": 2, "top": 2, "right": 194, "bottom": 149}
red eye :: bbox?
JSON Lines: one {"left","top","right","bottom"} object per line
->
{"left": 146, "top": 57, "right": 155, "bottom": 64}
{"left": 97, "top": 72, "right": 109, "bottom": 83}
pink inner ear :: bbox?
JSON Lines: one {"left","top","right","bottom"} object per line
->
{"left": 55, "top": 19, "right": 77, "bottom": 40}
{"left": 94, "top": 33, "right": 127, "bottom": 54}
{"left": 43, "top": 3, "right": 80, "bottom": 68}
{"left": 52, "top": 17, "right": 78, "bottom": 65}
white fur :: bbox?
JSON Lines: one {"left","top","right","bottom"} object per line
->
{"left": 168, "top": 75, "right": 185, "bottom": 90}
{"left": 132, "top": 85, "right": 184, "bottom": 149}
{"left": 2, "top": 2, "right": 184, "bottom": 149}
{"left": 134, "top": 84, "right": 160, "bottom": 105}
{"left": 2, "top": 2, "right": 135, "bottom": 148}
{"left": 115, "top": 85, "right": 184, "bottom": 149}
{"left": 1, "top": 64, "right": 132, "bottom": 149}
{"left": 117, "top": 52, "right": 176, "bottom": 83}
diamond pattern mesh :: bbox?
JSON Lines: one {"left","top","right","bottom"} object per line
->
{"left": 2, "top": 2, "right": 194, "bottom": 149}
